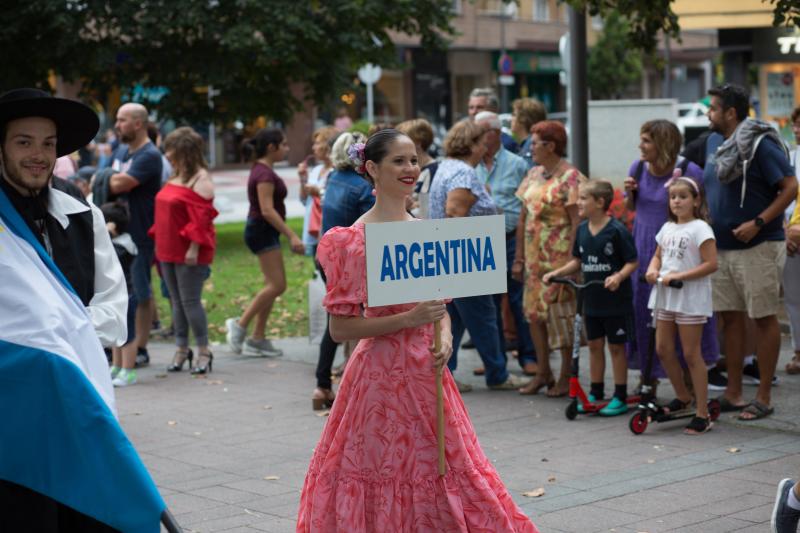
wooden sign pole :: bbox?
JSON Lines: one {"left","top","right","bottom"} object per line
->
{"left": 435, "top": 321, "right": 445, "bottom": 476}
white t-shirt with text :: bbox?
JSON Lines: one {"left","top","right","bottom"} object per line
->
{"left": 647, "top": 218, "right": 716, "bottom": 317}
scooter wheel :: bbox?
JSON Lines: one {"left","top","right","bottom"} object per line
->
{"left": 708, "top": 399, "right": 722, "bottom": 421}
{"left": 565, "top": 400, "right": 578, "bottom": 420}
{"left": 629, "top": 410, "right": 648, "bottom": 435}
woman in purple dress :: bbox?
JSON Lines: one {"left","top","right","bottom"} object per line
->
{"left": 624, "top": 120, "right": 719, "bottom": 385}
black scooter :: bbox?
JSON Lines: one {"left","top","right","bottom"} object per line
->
{"left": 628, "top": 276, "right": 721, "bottom": 434}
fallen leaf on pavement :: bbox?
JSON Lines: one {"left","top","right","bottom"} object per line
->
{"left": 522, "top": 488, "right": 545, "bottom": 498}
{"left": 317, "top": 410, "right": 330, "bottom": 417}
{"left": 244, "top": 509, "right": 262, "bottom": 517}
{"left": 540, "top": 458, "right": 548, "bottom": 462}
{"left": 263, "top": 405, "right": 273, "bottom": 410}
{"left": 167, "top": 420, "right": 177, "bottom": 426}
{"left": 206, "top": 380, "right": 224, "bottom": 385}
{"left": 727, "top": 447, "right": 740, "bottom": 453}
{"left": 547, "top": 476, "right": 556, "bottom": 483}
{"left": 263, "top": 475, "right": 280, "bottom": 481}
{"left": 267, "top": 363, "right": 279, "bottom": 368}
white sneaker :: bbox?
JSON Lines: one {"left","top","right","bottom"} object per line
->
{"left": 243, "top": 337, "right": 283, "bottom": 357}
{"left": 112, "top": 369, "right": 137, "bottom": 387}
{"left": 226, "top": 317, "right": 246, "bottom": 354}
{"left": 110, "top": 366, "right": 120, "bottom": 379}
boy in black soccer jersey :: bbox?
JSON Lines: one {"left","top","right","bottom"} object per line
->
{"left": 543, "top": 179, "right": 638, "bottom": 416}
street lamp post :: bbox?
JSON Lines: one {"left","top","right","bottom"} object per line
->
{"left": 568, "top": 5, "right": 589, "bottom": 175}
{"left": 500, "top": 11, "right": 508, "bottom": 113}
{"left": 207, "top": 85, "right": 220, "bottom": 168}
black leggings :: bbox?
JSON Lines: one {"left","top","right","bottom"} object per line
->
{"left": 314, "top": 262, "right": 339, "bottom": 390}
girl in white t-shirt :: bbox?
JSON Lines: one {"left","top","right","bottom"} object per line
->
{"left": 645, "top": 175, "right": 718, "bottom": 435}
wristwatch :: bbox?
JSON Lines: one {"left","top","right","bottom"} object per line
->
{"left": 754, "top": 216, "right": 765, "bottom": 227}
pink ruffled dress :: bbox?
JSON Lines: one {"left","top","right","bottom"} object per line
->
{"left": 297, "top": 224, "right": 538, "bottom": 533}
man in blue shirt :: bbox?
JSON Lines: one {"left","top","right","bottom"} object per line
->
{"left": 475, "top": 111, "right": 536, "bottom": 375}
{"left": 704, "top": 84, "right": 797, "bottom": 420}
{"left": 109, "top": 102, "right": 163, "bottom": 370}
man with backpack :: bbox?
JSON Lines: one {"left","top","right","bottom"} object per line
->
{"left": 704, "top": 83, "right": 797, "bottom": 420}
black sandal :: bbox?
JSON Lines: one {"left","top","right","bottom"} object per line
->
{"left": 663, "top": 398, "right": 690, "bottom": 414}
{"left": 684, "top": 416, "right": 712, "bottom": 435}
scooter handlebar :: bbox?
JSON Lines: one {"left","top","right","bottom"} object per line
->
{"left": 549, "top": 277, "right": 606, "bottom": 290}
{"left": 637, "top": 274, "right": 683, "bottom": 289}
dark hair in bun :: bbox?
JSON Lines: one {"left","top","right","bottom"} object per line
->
{"left": 241, "top": 128, "right": 284, "bottom": 161}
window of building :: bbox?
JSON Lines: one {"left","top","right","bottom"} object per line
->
{"left": 477, "top": 0, "right": 517, "bottom": 18}
{"left": 452, "top": 0, "right": 462, "bottom": 15}
{"left": 533, "top": 0, "right": 549, "bottom": 22}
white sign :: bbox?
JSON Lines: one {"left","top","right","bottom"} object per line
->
{"left": 767, "top": 72, "right": 795, "bottom": 117}
{"left": 358, "top": 63, "right": 382, "bottom": 125}
{"left": 498, "top": 75, "right": 515, "bottom": 86}
{"left": 364, "top": 216, "right": 507, "bottom": 307}
{"left": 777, "top": 36, "right": 800, "bottom": 55}
{"left": 358, "top": 64, "right": 382, "bottom": 85}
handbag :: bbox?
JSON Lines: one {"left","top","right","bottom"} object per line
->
{"left": 546, "top": 284, "right": 580, "bottom": 350}
{"left": 308, "top": 196, "right": 323, "bottom": 238}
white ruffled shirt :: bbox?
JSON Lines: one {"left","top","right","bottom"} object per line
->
{"left": 48, "top": 187, "right": 129, "bottom": 347}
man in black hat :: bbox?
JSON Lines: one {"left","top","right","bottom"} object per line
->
{"left": 0, "top": 88, "right": 128, "bottom": 346}
{"left": 0, "top": 88, "right": 131, "bottom": 531}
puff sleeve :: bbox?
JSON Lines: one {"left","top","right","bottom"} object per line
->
{"left": 316, "top": 226, "right": 367, "bottom": 317}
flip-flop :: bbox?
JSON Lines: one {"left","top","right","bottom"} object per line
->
{"left": 716, "top": 395, "right": 748, "bottom": 413}
{"left": 738, "top": 400, "right": 774, "bottom": 421}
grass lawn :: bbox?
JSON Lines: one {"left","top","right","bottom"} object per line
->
{"left": 153, "top": 217, "right": 316, "bottom": 342}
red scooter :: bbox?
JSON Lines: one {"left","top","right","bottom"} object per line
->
{"left": 550, "top": 277, "right": 642, "bottom": 420}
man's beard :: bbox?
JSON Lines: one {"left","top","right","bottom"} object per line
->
{"left": 0, "top": 149, "right": 53, "bottom": 195}
{"left": 119, "top": 130, "right": 135, "bottom": 144}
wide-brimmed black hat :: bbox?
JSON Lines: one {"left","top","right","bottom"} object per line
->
{"left": 0, "top": 88, "right": 99, "bottom": 157}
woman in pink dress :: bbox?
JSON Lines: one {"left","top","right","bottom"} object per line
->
{"left": 297, "top": 129, "right": 538, "bottom": 533}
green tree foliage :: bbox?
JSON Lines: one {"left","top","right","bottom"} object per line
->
{"left": 1, "top": 0, "right": 456, "bottom": 122}
{"left": 564, "top": 0, "right": 800, "bottom": 53}
{"left": 768, "top": 0, "right": 800, "bottom": 27}
{"left": 587, "top": 11, "right": 641, "bottom": 99}
{"left": 564, "top": 0, "right": 679, "bottom": 53}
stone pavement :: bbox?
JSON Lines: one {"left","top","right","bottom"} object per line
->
{"left": 119, "top": 338, "right": 800, "bottom": 533}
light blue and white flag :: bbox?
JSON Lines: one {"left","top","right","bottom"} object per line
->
{"left": 0, "top": 186, "right": 165, "bottom": 532}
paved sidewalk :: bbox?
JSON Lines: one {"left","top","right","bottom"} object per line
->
{"left": 120, "top": 338, "right": 800, "bottom": 533}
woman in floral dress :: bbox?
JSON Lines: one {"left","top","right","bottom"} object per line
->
{"left": 297, "top": 129, "right": 538, "bottom": 533}
{"left": 512, "top": 120, "right": 586, "bottom": 397}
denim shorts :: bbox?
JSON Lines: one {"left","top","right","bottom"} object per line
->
{"left": 244, "top": 218, "right": 281, "bottom": 255}
{"left": 131, "top": 242, "right": 154, "bottom": 300}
